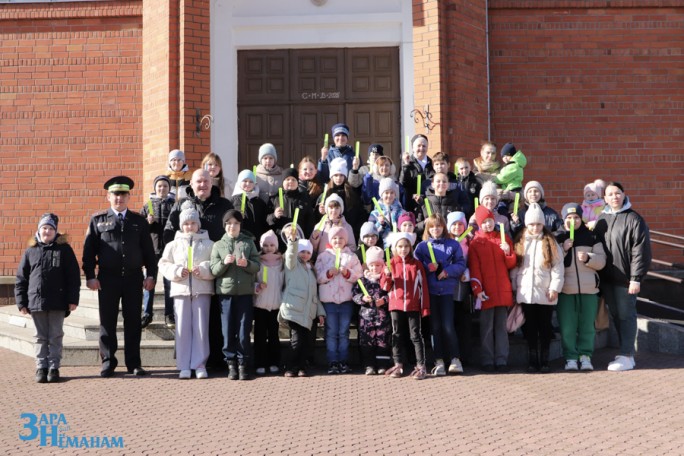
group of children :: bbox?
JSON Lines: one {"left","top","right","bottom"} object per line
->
{"left": 16, "top": 122, "right": 612, "bottom": 382}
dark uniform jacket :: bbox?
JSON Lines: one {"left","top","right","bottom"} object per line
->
{"left": 82, "top": 209, "right": 158, "bottom": 280}
{"left": 164, "top": 186, "right": 233, "bottom": 243}
{"left": 15, "top": 234, "right": 81, "bottom": 313}
{"left": 140, "top": 193, "right": 175, "bottom": 255}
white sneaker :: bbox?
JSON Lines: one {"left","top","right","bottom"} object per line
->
{"left": 448, "top": 358, "right": 464, "bottom": 374}
{"left": 431, "top": 359, "right": 446, "bottom": 376}
{"left": 269, "top": 365, "right": 279, "bottom": 374}
{"left": 196, "top": 368, "right": 208, "bottom": 379}
{"left": 564, "top": 359, "right": 579, "bottom": 371}
{"left": 579, "top": 355, "right": 593, "bottom": 371}
{"left": 607, "top": 355, "right": 635, "bottom": 372}
{"left": 255, "top": 367, "right": 266, "bottom": 375}
{"left": 179, "top": 370, "right": 192, "bottom": 379}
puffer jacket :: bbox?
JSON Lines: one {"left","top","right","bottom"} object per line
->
{"left": 468, "top": 230, "right": 517, "bottom": 309}
{"left": 254, "top": 253, "right": 284, "bottom": 311}
{"left": 164, "top": 186, "right": 233, "bottom": 244}
{"left": 510, "top": 201, "right": 563, "bottom": 237}
{"left": 494, "top": 150, "right": 527, "bottom": 192}
{"left": 555, "top": 225, "right": 606, "bottom": 295}
{"left": 368, "top": 200, "right": 405, "bottom": 247}
{"left": 399, "top": 155, "right": 434, "bottom": 220}
{"left": 511, "top": 233, "right": 564, "bottom": 305}
{"left": 15, "top": 234, "right": 81, "bottom": 313}
{"left": 315, "top": 246, "right": 363, "bottom": 303}
{"left": 256, "top": 164, "right": 284, "bottom": 204}
{"left": 414, "top": 237, "right": 466, "bottom": 296}
{"left": 387, "top": 255, "right": 430, "bottom": 316}
{"left": 158, "top": 230, "right": 214, "bottom": 297}
{"left": 317, "top": 145, "right": 355, "bottom": 183}
{"left": 581, "top": 199, "right": 606, "bottom": 226}
{"left": 594, "top": 197, "right": 651, "bottom": 286}
{"left": 278, "top": 239, "right": 326, "bottom": 328}
{"left": 210, "top": 231, "right": 261, "bottom": 295}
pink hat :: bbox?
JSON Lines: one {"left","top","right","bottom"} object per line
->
{"left": 397, "top": 211, "right": 416, "bottom": 227}
{"left": 328, "top": 226, "right": 348, "bottom": 245}
{"left": 584, "top": 179, "right": 606, "bottom": 199}
{"left": 365, "top": 246, "right": 384, "bottom": 265}
{"left": 260, "top": 229, "right": 278, "bottom": 248}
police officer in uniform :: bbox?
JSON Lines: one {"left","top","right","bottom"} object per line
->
{"left": 82, "top": 176, "right": 158, "bottom": 377}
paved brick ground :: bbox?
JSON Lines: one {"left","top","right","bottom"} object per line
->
{"left": 2, "top": 347, "right": 683, "bottom": 455}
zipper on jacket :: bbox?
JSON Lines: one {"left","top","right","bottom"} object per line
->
{"left": 402, "top": 257, "right": 408, "bottom": 312}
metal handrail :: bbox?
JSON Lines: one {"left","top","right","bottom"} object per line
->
{"left": 651, "top": 230, "right": 684, "bottom": 242}
{"left": 651, "top": 238, "right": 684, "bottom": 249}
{"left": 651, "top": 259, "right": 684, "bottom": 270}
{"left": 637, "top": 297, "right": 684, "bottom": 315}
{"left": 646, "top": 271, "right": 683, "bottom": 284}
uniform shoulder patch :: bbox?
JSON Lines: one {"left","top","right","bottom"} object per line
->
{"left": 92, "top": 210, "right": 108, "bottom": 216}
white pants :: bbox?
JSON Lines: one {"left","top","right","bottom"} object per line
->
{"left": 174, "top": 295, "right": 211, "bottom": 371}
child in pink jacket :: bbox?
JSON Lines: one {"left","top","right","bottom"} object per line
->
{"left": 314, "top": 225, "right": 363, "bottom": 374}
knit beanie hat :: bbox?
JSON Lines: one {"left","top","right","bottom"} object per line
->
{"left": 260, "top": 229, "right": 278, "bottom": 248}
{"left": 331, "top": 123, "right": 350, "bottom": 137}
{"left": 329, "top": 157, "right": 348, "bottom": 177}
{"left": 561, "top": 202, "right": 583, "bottom": 220}
{"left": 475, "top": 205, "right": 494, "bottom": 226}
{"left": 584, "top": 179, "right": 606, "bottom": 199}
{"left": 328, "top": 226, "right": 348, "bottom": 245}
{"left": 153, "top": 175, "right": 171, "bottom": 190}
{"left": 258, "top": 143, "right": 277, "bottom": 162}
{"left": 524, "top": 180, "right": 545, "bottom": 201}
{"left": 298, "top": 239, "right": 313, "bottom": 254}
{"left": 411, "top": 134, "right": 428, "bottom": 147}
{"left": 168, "top": 149, "right": 185, "bottom": 162}
{"left": 179, "top": 208, "right": 201, "bottom": 227}
{"left": 390, "top": 231, "right": 416, "bottom": 249}
{"left": 237, "top": 169, "right": 255, "bottom": 184}
{"left": 368, "top": 144, "right": 384, "bottom": 157}
{"left": 500, "top": 142, "right": 516, "bottom": 158}
{"left": 283, "top": 167, "right": 298, "bottom": 181}
{"left": 378, "top": 177, "right": 396, "bottom": 196}
{"left": 38, "top": 213, "right": 58, "bottom": 231}
{"left": 365, "top": 246, "right": 384, "bottom": 265}
{"left": 397, "top": 211, "right": 416, "bottom": 227}
{"left": 447, "top": 211, "right": 467, "bottom": 232}
{"left": 479, "top": 181, "right": 499, "bottom": 202}
{"left": 325, "top": 193, "right": 345, "bottom": 213}
{"left": 524, "top": 203, "right": 546, "bottom": 226}
{"left": 360, "top": 221, "right": 379, "bottom": 239}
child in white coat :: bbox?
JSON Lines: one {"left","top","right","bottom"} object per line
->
{"left": 159, "top": 208, "right": 215, "bottom": 379}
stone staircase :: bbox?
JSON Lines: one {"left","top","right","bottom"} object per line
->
{"left": 0, "top": 283, "right": 176, "bottom": 366}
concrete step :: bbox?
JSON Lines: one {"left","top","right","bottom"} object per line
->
{"left": 0, "top": 320, "right": 176, "bottom": 366}
{"left": 77, "top": 286, "right": 170, "bottom": 322}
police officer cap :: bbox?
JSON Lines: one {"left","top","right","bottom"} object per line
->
{"left": 104, "top": 176, "right": 135, "bottom": 193}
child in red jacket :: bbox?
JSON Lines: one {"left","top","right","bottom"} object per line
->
{"left": 383, "top": 232, "right": 430, "bottom": 380}
{"left": 468, "top": 206, "right": 517, "bottom": 372}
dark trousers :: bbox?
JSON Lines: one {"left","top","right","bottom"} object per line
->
{"left": 143, "top": 277, "right": 173, "bottom": 316}
{"left": 522, "top": 304, "right": 554, "bottom": 352}
{"left": 253, "top": 308, "right": 281, "bottom": 369}
{"left": 206, "top": 295, "right": 225, "bottom": 369}
{"left": 98, "top": 273, "right": 143, "bottom": 370}
{"left": 454, "top": 299, "right": 473, "bottom": 365}
{"left": 391, "top": 311, "right": 425, "bottom": 367}
{"left": 285, "top": 320, "right": 312, "bottom": 372}
{"left": 219, "top": 294, "right": 253, "bottom": 365}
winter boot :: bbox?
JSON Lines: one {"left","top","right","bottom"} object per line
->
{"left": 527, "top": 348, "right": 539, "bottom": 373}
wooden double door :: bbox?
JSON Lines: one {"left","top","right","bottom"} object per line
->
{"left": 237, "top": 47, "right": 401, "bottom": 171}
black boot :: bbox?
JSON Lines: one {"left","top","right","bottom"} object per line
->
{"left": 227, "top": 361, "right": 238, "bottom": 380}
{"left": 527, "top": 348, "right": 539, "bottom": 373}
{"left": 238, "top": 364, "right": 250, "bottom": 381}
{"left": 540, "top": 349, "right": 550, "bottom": 373}
{"left": 35, "top": 368, "right": 48, "bottom": 384}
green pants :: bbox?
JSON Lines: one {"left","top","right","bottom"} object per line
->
{"left": 556, "top": 293, "right": 598, "bottom": 360}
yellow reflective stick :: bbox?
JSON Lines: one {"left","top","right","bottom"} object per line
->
{"left": 513, "top": 192, "right": 520, "bottom": 215}
{"left": 457, "top": 226, "right": 473, "bottom": 242}
{"left": 335, "top": 249, "right": 341, "bottom": 269}
{"left": 320, "top": 184, "right": 327, "bottom": 205}
{"left": 454, "top": 162, "right": 458, "bottom": 174}
{"left": 372, "top": 197, "right": 384, "bottom": 214}
{"left": 147, "top": 200, "right": 154, "bottom": 216}
{"left": 263, "top": 266, "right": 268, "bottom": 284}
{"left": 241, "top": 192, "right": 247, "bottom": 214}
{"left": 405, "top": 135, "right": 410, "bottom": 152}
{"left": 416, "top": 175, "right": 422, "bottom": 196}
{"left": 292, "top": 207, "right": 300, "bottom": 232}
{"left": 570, "top": 222, "right": 575, "bottom": 241}
{"left": 252, "top": 165, "right": 257, "bottom": 176}
{"left": 357, "top": 279, "right": 370, "bottom": 297}
{"left": 355, "top": 141, "right": 360, "bottom": 157}
{"left": 499, "top": 223, "right": 505, "bottom": 244}
{"left": 424, "top": 198, "right": 432, "bottom": 217}
{"left": 279, "top": 187, "right": 284, "bottom": 209}
{"left": 427, "top": 242, "right": 437, "bottom": 264}
{"left": 361, "top": 244, "right": 366, "bottom": 264}
{"left": 187, "top": 246, "right": 193, "bottom": 270}
{"left": 316, "top": 214, "right": 327, "bottom": 232}
{"left": 385, "top": 247, "right": 391, "bottom": 269}
{"left": 474, "top": 197, "right": 479, "bottom": 209}
{"left": 324, "top": 133, "right": 329, "bottom": 149}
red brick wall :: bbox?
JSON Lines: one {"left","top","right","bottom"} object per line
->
{"left": 0, "top": 1, "right": 143, "bottom": 276}
{"left": 486, "top": 1, "right": 684, "bottom": 261}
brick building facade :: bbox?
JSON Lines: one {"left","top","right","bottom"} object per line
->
{"left": 0, "top": 0, "right": 682, "bottom": 276}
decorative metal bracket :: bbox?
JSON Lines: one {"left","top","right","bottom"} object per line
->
{"left": 410, "top": 105, "right": 440, "bottom": 134}
{"left": 195, "top": 108, "right": 213, "bottom": 136}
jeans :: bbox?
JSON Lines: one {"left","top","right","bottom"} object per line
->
{"left": 219, "top": 295, "right": 254, "bottom": 365}
{"left": 429, "top": 294, "right": 460, "bottom": 361}
{"left": 601, "top": 284, "right": 638, "bottom": 356}
{"left": 143, "top": 277, "right": 173, "bottom": 316}
{"left": 322, "top": 301, "right": 354, "bottom": 363}
{"left": 31, "top": 310, "right": 65, "bottom": 369}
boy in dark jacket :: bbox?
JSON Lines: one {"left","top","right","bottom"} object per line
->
{"left": 140, "top": 175, "right": 176, "bottom": 328}
{"left": 15, "top": 213, "right": 80, "bottom": 383}
{"left": 455, "top": 157, "right": 481, "bottom": 220}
